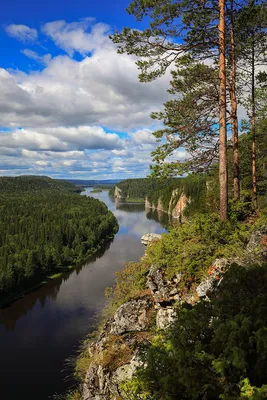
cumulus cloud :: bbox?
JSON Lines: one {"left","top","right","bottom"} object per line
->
{"left": 131, "top": 129, "right": 157, "bottom": 145}
{"left": 21, "top": 49, "right": 52, "bottom": 65}
{"left": 0, "top": 18, "right": 171, "bottom": 131}
{"left": 0, "top": 126, "right": 122, "bottom": 152}
{"left": 42, "top": 19, "right": 110, "bottom": 56}
{"left": 0, "top": 18, "right": 174, "bottom": 179}
{"left": 5, "top": 24, "right": 38, "bottom": 42}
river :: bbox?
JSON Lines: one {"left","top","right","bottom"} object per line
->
{"left": 0, "top": 188, "right": 168, "bottom": 400}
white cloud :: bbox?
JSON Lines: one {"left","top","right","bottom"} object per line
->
{"left": 131, "top": 129, "right": 157, "bottom": 145}
{"left": 42, "top": 19, "right": 110, "bottom": 56}
{"left": 5, "top": 24, "right": 38, "bottom": 42}
{"left": 0, "top": 126, "right": 122, "bottom": 152}
{"left": 0, "top": 18, "right": 174, "bottom": 179}
{"left": 21, "top": 49, "right": 52, "bottom": 65}
{"left": 0, "top": 18, "right": 171, "bottom": 131}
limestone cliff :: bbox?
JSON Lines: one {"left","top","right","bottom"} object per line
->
{"left": 114, "top": 186, "right": 122, "bottom": 199}
{"left": 146, "top": 189, "right": 191, "bottom": 220}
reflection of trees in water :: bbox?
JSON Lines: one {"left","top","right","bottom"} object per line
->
{"left": 0, "top": 239, "right": 114, "bottom": 330}
{"left": 145, "top": 209, "right": 179, "bottom": 230}
{"left": 116, "top": 203, "right": 145, "bottom": 213}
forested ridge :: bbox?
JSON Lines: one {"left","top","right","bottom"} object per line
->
{"left": 109, "top": 178, "right": 168, "bottom": 200}
{"left": 0, "top": 177, "right": 118, "bottom": 306}
{"left": 0, "top": 175, "right": 83, "bottom": 193}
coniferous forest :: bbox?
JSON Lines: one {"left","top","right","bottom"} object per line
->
{"left": 0, "top": 176, "right": 118, "bottom": 305}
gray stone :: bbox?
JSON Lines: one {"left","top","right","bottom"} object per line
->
{"left": 141, "top": 233, "right": 162, "bottom": 246}
{"left": 146, "top": 265, "right": 170, "bottom": 302}
{"left": 196, "top": 258, "right": 228, "bottom": 299}
{"left": 156, "top": 308, "right": 176, "bottom": 329}
{"left": 246, "top": 227, "right": 267, "bottom": 260}
{"left": 110, "top": 298, "right": 151, "bottom": 335}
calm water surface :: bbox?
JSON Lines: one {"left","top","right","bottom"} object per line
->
{"left": 0, "top": 189, "right": 169, "bottom": 400}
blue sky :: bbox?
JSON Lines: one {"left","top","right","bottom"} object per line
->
{"left": 0, "top": 0, "right": 186, "bottom": 180}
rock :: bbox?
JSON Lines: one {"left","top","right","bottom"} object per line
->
{"left": 110, "top": 298, "right": 152, "bottom": 335}
{"left": 83, "top": 363, "right": 110, "bottom": 400}
{"left": 169, "top": 191, "right": 191, "bottom": 219}
{"left": 113, "top": 353, "right": 143, "bottom": 385}
{"left": 246, "top": 227, "right": 267, "bottom": 260}
{"left": 141, "top": 233, "right": 162, "bottom": 246}
{"left": 156, "top": 308, "right": 176, "bottom": 329}
{"left": 82, "top": 353, "right": 143, "bottom": 400}
{"left": 146, "top": 265, "right": 170, "bottom": 302}
{"left": 114, "top": 186, "right": 122, "bottom": 199}
{"left": 145, "top": 191, "right": 191, "bottom": 220}
{"left": 196, "top": 258, "right": 229, "bottom": 299}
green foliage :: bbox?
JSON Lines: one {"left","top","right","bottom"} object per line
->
{"left": 124, "top": 263, "right": 267, "bottom": 399}
{"left": 145, "top": 213, "right": 248, "bottom": 283}
{"left": 228, "top": 196, "right": 254, "bottom": 222}
{"left": 110, "top": 175, "right": 207, "bottom": 216}
{"left": 150, "top": 58, "right": 219, "bottom": 178}
{"left": 0, "top": 175, "right": 82, "bottom": 193}
{"left": 0, "top": 177, "right": 119, "bottom": 304}
{"left": 104, "top": 259, "right": 152, "bottom": 316}
{"left": 109, "top": 178, "right": 169, "bottom": 200}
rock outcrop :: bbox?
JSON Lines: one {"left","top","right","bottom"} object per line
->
{"left": 145, "top": 190, "right": 191, "bottom": 220}
{"left": 141, "top": 233, "right": 162, "bottom": 246}
{"left": 114, "top": 186, "right": 122, "bottom": 199}
{"left": 82, "top": 230, "right": 232, "bottom": 400}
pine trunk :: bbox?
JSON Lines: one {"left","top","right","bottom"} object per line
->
{"left": 219, "top": 0, "right": 228, "bottom": 220}
{"left": 251, "top": 42, "right": 258, "bottom": 210}
{"left": 230, "top": 8, "right": 240, "bottom": 201}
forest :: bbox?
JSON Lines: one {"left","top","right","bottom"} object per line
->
{"left": 109, "top": 178, "right": 173, "bottom": 200}
{"left": 0, "top": 177, "right": 118, "bottom": 305}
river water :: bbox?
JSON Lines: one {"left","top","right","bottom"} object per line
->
{"left": 0, "top": 189, "right": 168, "bottom": 400}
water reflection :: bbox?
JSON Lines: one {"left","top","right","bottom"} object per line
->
{"left": 116, "top": 202, "right": 145, "bottom": 213}
{"left": 0, "top": 240, "right": 113, "bottom": 330}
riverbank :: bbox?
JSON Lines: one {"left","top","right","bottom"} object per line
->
{"left": 0, "top": 231, "right": 118, "bottom": 308}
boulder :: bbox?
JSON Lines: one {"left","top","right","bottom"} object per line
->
{"left": 110, "top": 298, "right": 152, "bottom": 335}
{"left": 246, "top": 227, "right": 267, "bottom": 260}
{"left": 156, "top": 308, "right": 176, "bottom": 329}
{"left": 196, "top": 258, "right": 229, "bottom": 299}
{"left": 141, "top": 233, "right": 162, "bottom": 246}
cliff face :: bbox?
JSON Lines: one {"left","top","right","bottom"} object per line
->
{"left": 114, "top": 186, "right": 122, "bottom": 199}
{"left": 81, "top": 236, "right": 229, "bottom": 400}
{"left": 146, "top": 189, "right": 191, "bottom": 220}
{"left": 80, "top": 228, "right": 267, "bottom": 400}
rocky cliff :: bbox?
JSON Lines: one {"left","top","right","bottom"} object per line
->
{"left": 81, "top": 244, "right": 233, "bottom": 399}
{"left": 114, "top": 186, "right": 122, "bottom": 199}
{"left": 145, "top": 189, "right": 191, "bottom": 220}
{"left": 80, "top": 226, "right": 267, "bottom": 400}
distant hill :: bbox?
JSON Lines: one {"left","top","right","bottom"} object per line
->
{"left": 67, "top": 179, "right": 122, "bottom": 187}
{"left": 0, "top": 175, "right": 82, "bottom": 193}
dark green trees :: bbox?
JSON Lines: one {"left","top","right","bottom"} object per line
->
{"left": 0, "top": 178, "right": 118, "bottom": 304}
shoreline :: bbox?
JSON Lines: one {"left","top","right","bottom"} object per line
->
{"left": 0, "top": 231, "right": 118, "bottom": 309}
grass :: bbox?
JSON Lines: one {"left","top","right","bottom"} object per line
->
{"left": 124, "top": 197, "right": 145, "bottom": 203}
{"left": 90, "top": 189, "right": 103, "bottom": 193}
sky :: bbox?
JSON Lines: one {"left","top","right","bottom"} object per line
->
{"left": 0, "top": 0, "right": 188, "bottom": 180}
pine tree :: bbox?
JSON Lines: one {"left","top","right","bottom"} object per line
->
{"left": 112, "top": 0, "right": 229, "bottom": 219}
{"left": 236, "top": 0, "right": 267, "bottom": 210}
